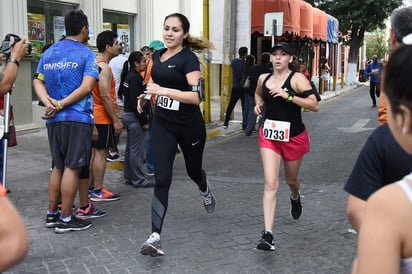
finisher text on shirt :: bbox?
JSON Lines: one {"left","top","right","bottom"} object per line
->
{"left": 43, "top": 62, "right": 79, "bottom": 70}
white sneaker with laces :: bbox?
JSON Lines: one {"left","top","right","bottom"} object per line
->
{"left": 201, "top": 182, "right": 216, "bottom": 213}
{"left": 140, "top": 232, "right": 164, "bottom": 256}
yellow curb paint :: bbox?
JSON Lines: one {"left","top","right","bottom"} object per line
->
{"left": 106, "top": 161, "right": 124, "bottom": 170}
{"left": 207, "top": 129, "right": 221, "bottom": 140}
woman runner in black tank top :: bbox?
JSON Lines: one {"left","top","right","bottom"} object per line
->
{"left": 253, "top": 42, "right": 319, "bottom": 251}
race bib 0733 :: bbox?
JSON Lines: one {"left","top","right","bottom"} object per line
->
{"left": 263, "top": 119, "right": 290, "bottom": 142}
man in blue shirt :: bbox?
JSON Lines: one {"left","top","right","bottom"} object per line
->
{"left": 364, "top": 55, "right": 383, "bottom": 107}
{"left": 33, "top": 10, "right": 99, "bottom": 233}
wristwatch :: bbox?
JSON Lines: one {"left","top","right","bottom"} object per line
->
{"left": 7, "top": 58, "right": 20, "bottom": 67}
{"left": 286, "top": 93, "right": 294, "bottom": 102}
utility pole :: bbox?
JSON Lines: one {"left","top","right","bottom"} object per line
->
{"left": 220, "top": 0, "right": 236, "bottom": 120}
{"left": 202, "top": 0, "right": 211, "bottom": 122}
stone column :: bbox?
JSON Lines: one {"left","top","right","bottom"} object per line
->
{"left": 80, "top": 0, "right": 102, "bottom": 46}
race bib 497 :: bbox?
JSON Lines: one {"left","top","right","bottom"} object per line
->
{"left": 157, "top": 95, "right": 180, "bottom": 111}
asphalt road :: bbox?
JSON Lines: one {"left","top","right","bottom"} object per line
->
{"left": 5, "top": 85, "right": 379, "bottom": 273}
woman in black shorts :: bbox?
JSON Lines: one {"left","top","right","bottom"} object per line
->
{"left": 254, "top": 42, "right": 319, "bottom": 251}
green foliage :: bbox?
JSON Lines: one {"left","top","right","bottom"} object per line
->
{"left": 317, "top": 0, "right": 402, "bottom": 42}
{"left": 316, "top": 0, "right": 401, "bottom": 63}
{"left": 365, "top": 29, "right": 389, "bottom": 59}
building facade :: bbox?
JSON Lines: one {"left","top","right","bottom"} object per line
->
{"left": 0, "top": 0, "right": 204, "bottom": 131}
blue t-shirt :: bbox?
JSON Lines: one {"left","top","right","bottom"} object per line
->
{"left": 36, "top": 39, "right": 99, "bottom": 124}
{"left": 364, "top": 61, "right": 383, "bottom": 83}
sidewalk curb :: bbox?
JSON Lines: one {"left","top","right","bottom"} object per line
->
{"left": 207, "top": 128, "right": 222, "bottom": 139}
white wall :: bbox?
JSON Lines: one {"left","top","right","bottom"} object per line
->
{"left": 152, "top": 0, "right": 181, "bottom": 41}
{"left": 235, "top": 0, "right": 251, "bottom": 55}
{"left": 189, "top": 0, "right": 203, "bottom": 37}
{"left": 210, "top": 0, "right": 226, "bottom": 63}
{"left": 101, "top": 0, "right": 138, "bottom": 13}
{"left": 150, "top": 0, "right": 202, "bottom": 42}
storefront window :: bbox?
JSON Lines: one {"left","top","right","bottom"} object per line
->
{"left": 27, "top": 0, "right": 77, "bottom": 56}
{"left": 103, "top": 11, "right": 134, "bottom": 55}
{"left": 27, "top": 0, "right": 77, "bottom": 101}
{"left": 27, "top": 3, "right": 135, "bottom": 101}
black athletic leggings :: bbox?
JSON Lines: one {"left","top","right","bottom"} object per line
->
{"left": 150, "top": 116, "right": 208, "bottom": 234}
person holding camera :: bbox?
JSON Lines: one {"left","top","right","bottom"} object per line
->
{"left": 0, "top": 35, "right": 29, "bottom": 272}
{"left": 0, "top": 36, "right": 29, "bottom": 94}
{"left": 0, "top": 35, "right": 28, "bottom": 177}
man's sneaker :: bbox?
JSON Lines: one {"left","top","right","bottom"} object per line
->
{"left": 90, "top": 186, "right": 120, "bottom": 202}
{"left": 54, "top": 216, "right": 92, "bottom": 234}
{"left": 291, "top": 193, "right": 302, "bottom": 220}
{"left": 200, "top": 182, "right": 216, "bottom": 213}
{"left": 46, "top": 212, "right": 60, "bottom": 228}
{"left": 106, "top": 151, "right": 123, "bottom": 162}
{"left": 140, "top": 232, "right": 165, "bottom": 257}
{"left": 75, "top": 203, "right": 106, "bottom": 219}
{"left": 147, "top": 171, "right": 155, "bottom": 177}
{"left": 257, "top": 231, "right": 275, "bottom": 251}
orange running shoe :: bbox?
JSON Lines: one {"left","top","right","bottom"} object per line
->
{"left": 90, "top": 186, "right": 120, "bottom": 202}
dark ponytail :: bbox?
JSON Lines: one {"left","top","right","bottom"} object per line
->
{"left": 117, "top": 60, "right": 129, "bottom": 99}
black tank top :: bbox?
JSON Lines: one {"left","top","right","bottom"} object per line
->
{"left": 262, "top": 72, "right": 305, "bottom": 137}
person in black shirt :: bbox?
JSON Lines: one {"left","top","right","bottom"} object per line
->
{"left": 345, "top": 6, "right": 412, "bottom": 232}
{"left": 223, "top": 46, "right": 248, "bottom": 129}
{"left": 351, "top": 44, "right": 412, "bottom": 274}
{"left": 344, "top": 124, "right": 412, "bottom": 231}
{"left": 120, "top": 51, "right": 152, "bottom": 188}
{"left": 138, "top": 13, "right": 215, "bottom": 257}
{"left": 244, "top": 52, "right": 272, "bottom": 136}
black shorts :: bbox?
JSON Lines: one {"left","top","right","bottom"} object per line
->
{"left": 93, "top": 124, "right": 116, "bottom": 149}
{"left": 47, "top": 122, "right": 93, "bottom": 169}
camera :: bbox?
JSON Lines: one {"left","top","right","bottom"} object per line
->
{"left": 1, "top": 33, "right": 32, "bottom": 57}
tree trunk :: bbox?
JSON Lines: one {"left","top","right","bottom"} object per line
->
{"left": 345, "top": 27, "right": 364, "bottom": 85}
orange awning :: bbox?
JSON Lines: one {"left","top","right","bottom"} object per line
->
{"left": 251, "top": 0, "right": 301, "bottom": 36}
{"left": 251, "top": 0, "right": 265, "bottom": 33}
{"left": 312, "top": 7, "right": 328, "bottom": 41}
{"left": 300, "top": 1, "right": 313, "bottom": 39}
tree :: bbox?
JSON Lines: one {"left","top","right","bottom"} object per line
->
{"left": 317, "top": 0, "right": 402, "bottom": 84}
{"left": 365, "top": 29, "right": 390, "bottom": 60}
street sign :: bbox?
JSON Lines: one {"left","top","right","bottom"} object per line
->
{"left": 264, "top": 12, "right": 284, "bottom": 36}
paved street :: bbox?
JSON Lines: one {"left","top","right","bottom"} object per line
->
{"left": 4, "top": 84, "right": 378, "bottom": 274}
